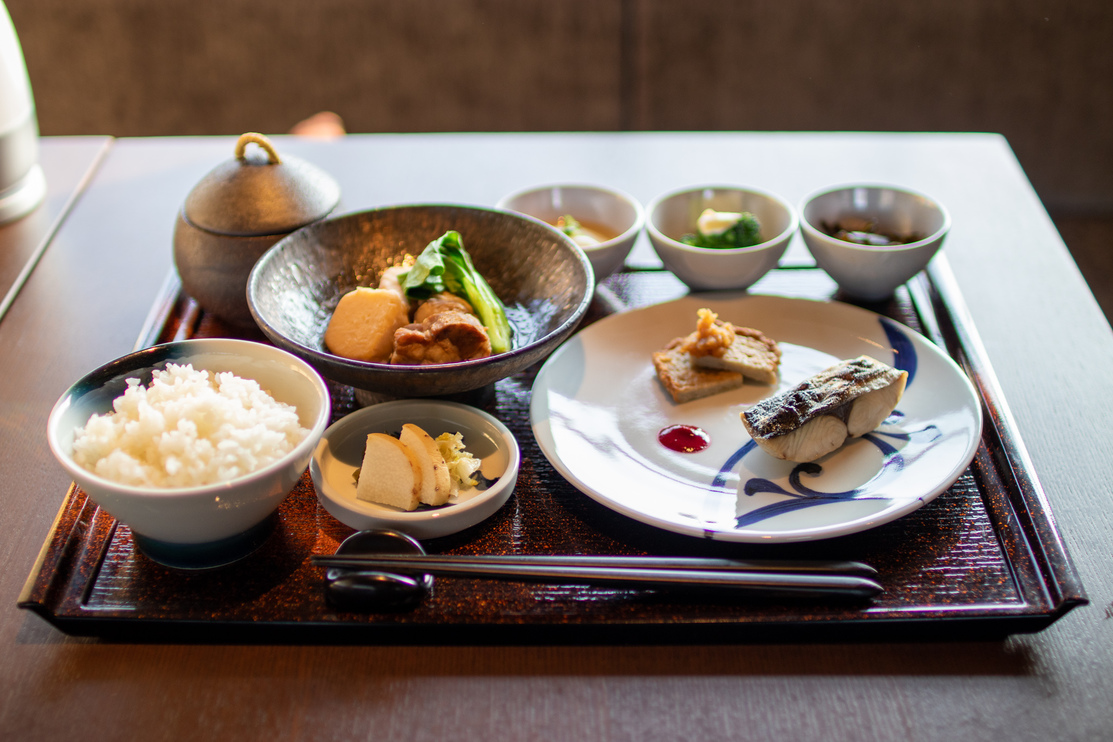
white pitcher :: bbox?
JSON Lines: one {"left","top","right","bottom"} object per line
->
{"left": 0, "top": 1, "right": 43, "bottom": 223}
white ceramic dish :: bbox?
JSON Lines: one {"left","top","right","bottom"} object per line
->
{"left": 311, "top": 399, "right": 520, "bottom": 539}
{"left": 530, "top": 294, "right": 982, "bottom": 543}
{"left": 646, "top": 185, "right": 797, "bottom": 291}
{"left": 497, "top": 184, "right": 644, "bottom": 283}
{"left": 799, "top": 184, "right": 950, "bottom": 301}
{"left": 47, "top": 339, "right": 332, "bottom": 568}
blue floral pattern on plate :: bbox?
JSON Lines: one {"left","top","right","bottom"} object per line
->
{"left": 531, "top": 295, "right": 982, "bottom": 543}
{"left": 713, "top": 317, "right": 946, "bottom": 528}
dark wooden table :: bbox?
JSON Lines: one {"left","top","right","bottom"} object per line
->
{"left": 2, "top": 133, "right": 1111, "bottom": 741}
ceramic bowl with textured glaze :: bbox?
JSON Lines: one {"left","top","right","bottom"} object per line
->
{"left": 46, "top": 339, "right": 331, "bottom": 569}
{"left": 173, "top": 133, "right": 341, "bottom": 326}
{"left": 799, "top": 184, "right": 950, "bottom": 301}
{"left": 646, "top": 185, "right": 797, "bottom": 291}
{"left": 247, "top": 205, "right": 594, "bottom": 398}
{"left": 497, "top": 184, "right": 644, "bottom": 283}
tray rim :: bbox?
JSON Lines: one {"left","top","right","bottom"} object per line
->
{"left": 19, "top": 259, "right": 1088, "bottom": 642}
{"left": 913, "top": 256, "right": 1086, "bottom": 613}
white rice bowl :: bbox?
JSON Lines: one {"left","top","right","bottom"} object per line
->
{"left": 72, "top": 363, "right": 310, "bottom": 489}
{"left": 47, "top": 339, "right": 331, "bottom": 561}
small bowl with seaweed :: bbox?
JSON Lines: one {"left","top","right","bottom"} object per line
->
{"left": 247, "top": 204, "right": 593, "bottom": 398}
{"left": 799, "top": 184, "right": 950, "bottom": 301}
{"left": 647, "top": 185, "right": 797, "bottom": 291}
{"left": 310, "top": 399, "right": 520, "bottom": 539}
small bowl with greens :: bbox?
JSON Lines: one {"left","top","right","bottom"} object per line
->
{"left": 647, "top": 185, "right": 797, "bottom": 291}
{"left": 247, "top": 204, "right": 593, "bottom": 398}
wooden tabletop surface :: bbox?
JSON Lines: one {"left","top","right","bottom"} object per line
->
{"left": 2, "top": 133, "right": 1111, "bottom": 741}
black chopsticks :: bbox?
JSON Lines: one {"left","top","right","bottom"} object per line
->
{"left": 312, "top": 553, "right": 882, "bottom": 599}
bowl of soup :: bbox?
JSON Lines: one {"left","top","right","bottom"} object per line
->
{"left": 497, "top": 184, "right": 644, "bottom": 282}
{"left": 799, "top": 184, "right": 951, "bottom": 301}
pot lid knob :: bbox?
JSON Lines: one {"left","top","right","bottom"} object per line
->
{"left": 182, "top": 132, "right": 341, "bottom": 236}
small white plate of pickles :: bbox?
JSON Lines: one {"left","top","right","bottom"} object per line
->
{"left": 310, "top": 399, "right": 520, "bottom": 539}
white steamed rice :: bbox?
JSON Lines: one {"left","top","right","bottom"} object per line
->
{"left": 72, "top": 363, "right": 309, "bottom": 488}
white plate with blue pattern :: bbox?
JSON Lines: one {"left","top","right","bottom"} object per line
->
{"left": 530, "top": 293, "right": 982, "bottom": 543}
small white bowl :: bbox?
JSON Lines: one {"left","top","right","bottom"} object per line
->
{"left": 47, "top": 339, "right": 331, "bottom": 569}
{"left": 311, "top": 399, "right": 520, "bottom": 539}
{"left": 646, "top": 185, "right": 797, "bottom": 291}
{"left": 497, "top": 184, "right": 644, "bottom": 282}
{"left": 799, "top": 184, "right": 951, "bottom": 301}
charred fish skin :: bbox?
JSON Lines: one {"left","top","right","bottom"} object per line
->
{"left": 741, "top": 355, "right": 908, "bottom": 462}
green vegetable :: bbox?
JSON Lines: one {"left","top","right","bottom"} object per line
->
{"left": 681, "top": 211, "right": 762, "bottom": 249}
{"left": 556, "top": 214, "right": 582, "bottom": 237}
{"left": 400, "top": 231, "right": 513, "bottom": 354}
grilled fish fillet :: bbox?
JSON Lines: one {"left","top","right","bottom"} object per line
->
{"left": 740, "top": 355, "right": 908, "bottom": 462}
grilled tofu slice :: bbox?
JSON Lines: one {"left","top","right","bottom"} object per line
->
{"left": 652, "top": 341, "right": 745, "bottom": 403}
{"left": 692, "top": 326, "right": 781, "bottom": 385}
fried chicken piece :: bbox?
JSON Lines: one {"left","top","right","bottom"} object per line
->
{"left": 390, "top": 310, "right": 492, "bottom": 365}
{"left": 413, "top": 292, "right": 475, "bottom": 323}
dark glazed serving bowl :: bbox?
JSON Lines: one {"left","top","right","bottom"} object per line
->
{"left": 247, "top": 204, "right": 594, "bottom": 397}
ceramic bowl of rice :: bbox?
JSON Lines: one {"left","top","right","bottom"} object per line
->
{"left": 47, "top": 338, "right": 331, "bottom": 569}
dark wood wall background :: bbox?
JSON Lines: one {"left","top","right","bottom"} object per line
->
{"left": 7, "top": 0, "right": 1112, "bottom": 318}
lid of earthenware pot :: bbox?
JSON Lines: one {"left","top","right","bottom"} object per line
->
{"left": 182, "top": 132, "right": 341, "bottom": 236}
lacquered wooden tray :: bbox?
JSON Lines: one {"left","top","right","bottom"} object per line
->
{"left": 19, "top": 260, "right": 1087, "bottom": 642}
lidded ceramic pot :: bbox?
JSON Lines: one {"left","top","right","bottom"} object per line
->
{"left": 173, "top": 132, "right": 341, "bottom": 326}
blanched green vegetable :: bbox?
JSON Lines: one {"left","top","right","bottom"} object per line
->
{"left": 556, "top": 214, "right": 583, "bottom": 237}
{"left": 681, "top": 209, "right": 762, "bottom": 249}
{"left": 400, "top": 231, "right": 513, "bottom": 354}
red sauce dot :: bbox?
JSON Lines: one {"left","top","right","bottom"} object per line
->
{"left": 658, "top": 424, "right": 711, "bottom": 453}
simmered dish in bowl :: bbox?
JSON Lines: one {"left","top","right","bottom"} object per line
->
{"left": 799, "top": 184, "right": 950, "bottom": 301}
{"left": 247, "top": 205, "right": 594, "bottom": 398}
{"left": 322, "top": 230, "right": 512, "bottom": 365}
